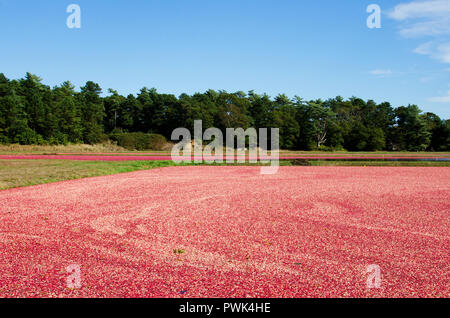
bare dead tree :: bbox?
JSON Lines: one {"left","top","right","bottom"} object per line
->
{"left": 317, "top": 120, "right": 327, "bottom": 149}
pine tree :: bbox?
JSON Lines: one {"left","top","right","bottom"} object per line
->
{"left": 80, "top": 81, "right": 104, "bottom": 144}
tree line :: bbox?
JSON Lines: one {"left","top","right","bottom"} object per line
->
{"left": 0, "top": 72, "right": 448, "bottom": 151}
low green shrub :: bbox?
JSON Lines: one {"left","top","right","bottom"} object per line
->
{"left": 290, "top": 159, "right": 312, "bottom": 166}
{"left": 109, "top": 132, "right": 167, "bottom": 150}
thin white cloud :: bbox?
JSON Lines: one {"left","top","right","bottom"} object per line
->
{"left": 414, "top": 41, "right": 450, "bottom": 63}
{"left": 388, "top": 0, "right": 450, "bottom": 21}
{"left": 387, "top": 0, "right": 450, "bottom": 38}
{"left": 428, "top": 90, "right": 450, "bottom": 102}
{"left": 420, "top": 76, "right": 433, "bottom": 82}
{"left": 437, "top": 42, "right": 450, "bottom": 62}
{"left": 388, "top": 1, "right": 450, "bottom": 63}
{"left": 414, "top": 41, "right": 433, "bottom": 54}
{"left": 398, "top": 17, "right": 450, "bottom": 37}
{"left": 369, "top": 69, "right": 393, "bottom": 76}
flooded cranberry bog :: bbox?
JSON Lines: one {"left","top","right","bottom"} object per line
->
{"left": 0, "top": 166, "right": 448, "bottom": 297}
{"left": 0, "top": 153, "right": 449, "bottom": 162}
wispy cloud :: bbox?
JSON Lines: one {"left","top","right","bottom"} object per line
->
{"left": 414, "top": 41, "right": 450, "bottom": 63}
{"left": 413, "top": 41, "right": 434, "bottom": 54}
{"left": 388, "top": 0, "right": 450, "bottom": 64}
{"left": 389, "top": 0, "right": 450, "bottom": 20}
{"left": 369, "top": 69, "right": 393, "bottom": 76}
{"left": 419, "top": 76, "right": 433, "bottom": 82}
{"left": 387, "top": 0, "right": 450, "bottom": 37}
{"left": 428, "top": 91, "right": 450, "bottom": 102}
{"left": 428, "top": 85, "right": 450, "bottom": 102}
{"left": 388, "top": 1, "right": 450, "bottom": 107}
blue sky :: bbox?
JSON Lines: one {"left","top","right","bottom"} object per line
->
{"left": 0, "top": 0, "right": 449, "bottom": 118}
